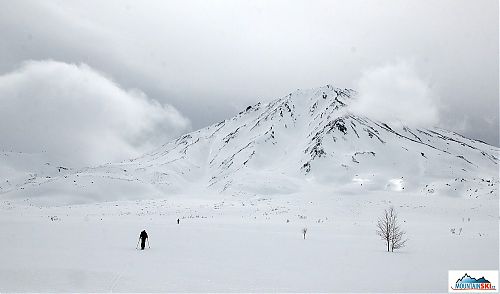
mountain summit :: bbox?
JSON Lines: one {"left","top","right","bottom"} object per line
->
{"left": 2, "top": 85, "right": 498, "bottom": 204}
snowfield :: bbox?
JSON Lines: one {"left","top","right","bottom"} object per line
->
{"left": 0, "top": 191, "right": 497, "bottom": 292}
{"left": 0, "top": 85, "right": 498, "bottom": 292}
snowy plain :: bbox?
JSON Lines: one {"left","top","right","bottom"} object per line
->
{"left": 0, "top": 190, "right": 498, "bottom": 292}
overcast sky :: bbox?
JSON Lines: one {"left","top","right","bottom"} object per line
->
{"left": 0, "top": 0, "right": 498, "bottom": 166}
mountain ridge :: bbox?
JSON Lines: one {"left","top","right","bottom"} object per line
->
{"left": 1, "top": 84, "right": 498, "bottom": 204}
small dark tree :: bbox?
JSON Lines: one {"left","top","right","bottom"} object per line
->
{"left": 302, "top": 227, "right": 308, "bottom": 239}
{"left": 376, "top": 207, "right": 407, "bottom": 252}
{"left": 376, "top": 207, "right": 393, "bottom": 252}
{"left": 389, "top": 211, "right": 407, "bottom": 252}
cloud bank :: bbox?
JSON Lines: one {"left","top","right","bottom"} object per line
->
{"left": 0, "top": 60, "right": 190, "bottom": 167}
{"left": 0, "top": 1, "right": 497, "bottom": 145}
{"left": 350, "top": 61, "right": 440, "bottom": 127}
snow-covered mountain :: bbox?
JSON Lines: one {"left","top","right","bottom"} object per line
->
{"left": 2, "top": 85, "right": 498, "bottom": 204}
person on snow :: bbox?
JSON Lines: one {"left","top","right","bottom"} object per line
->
{"left": 139, "top": 230, "right": 148, "bottom": 250}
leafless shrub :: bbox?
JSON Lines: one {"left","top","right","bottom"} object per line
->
{"left": 376, "top": 206, "right": 407, "bottom": 252}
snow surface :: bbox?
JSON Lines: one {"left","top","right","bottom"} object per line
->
{"left": 0, "top": 191, "right": 497, "bottom": 292}
{"left": 0, "top": 84, "right": 498, "bottom": 292}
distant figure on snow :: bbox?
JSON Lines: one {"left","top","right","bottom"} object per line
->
{"left": 177, "top": 218, "right": 180, "bottom": 224}
{"left": 139, "top": 230, "right": 148, "bottom": 250}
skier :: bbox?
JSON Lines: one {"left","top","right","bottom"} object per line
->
{"left": 177, "top": 218, "right": 180, "bottom": 224}
{"left": 139, "top": 230, "right": 148, "bottom": 250}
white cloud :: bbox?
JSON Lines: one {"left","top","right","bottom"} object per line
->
{"left": 1, "top": 1, "right": 497, "bottom": 145}
{"left": 350, "top": 61, "right": 440, "bottom": 127}
{"left": 0, "top": 60, "right": 190, "bottom": 167}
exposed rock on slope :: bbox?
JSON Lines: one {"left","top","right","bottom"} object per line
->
{"left": 2, "top": 85, "right": 498, "bottom": 204}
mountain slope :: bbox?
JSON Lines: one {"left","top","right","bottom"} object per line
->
{"left": 2, "top": 85, "right": 498, "bottom": 204}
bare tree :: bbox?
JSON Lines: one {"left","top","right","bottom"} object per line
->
{"left": 389, "top": 211, "right": 407, "bottom": 252}
{"left": 302, "top": 227, "right": 308, "bottom": 239}
{"left": 376, "top": 207, "right": 393, "bottom": 252}
{"left": 376, "top": 207, "right": 407, "bottom": 252}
